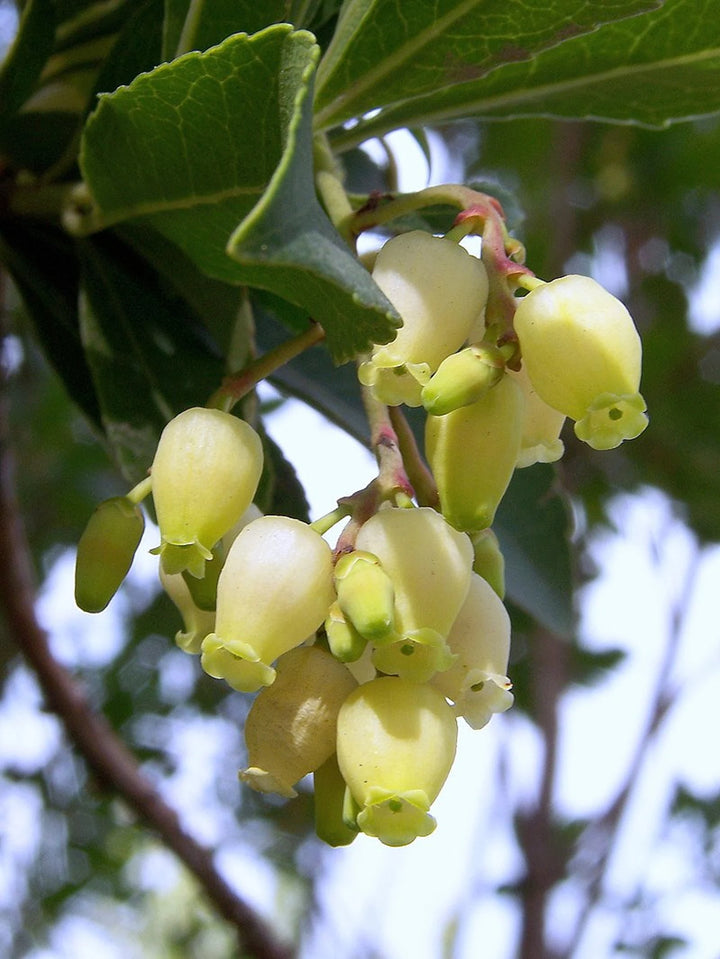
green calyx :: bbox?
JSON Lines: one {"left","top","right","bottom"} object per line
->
{"left": 152, "top": 539, "right": 213, "bottom": 579}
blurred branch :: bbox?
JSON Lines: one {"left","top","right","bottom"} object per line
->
{"left": 515, "top": 628, "right": 571, "bottom": 959}
{"left": 0, "top": 319, "right": 293, "bottom": 959}
{"left": 566, "top": 534, "right": 702, "bottom": 955}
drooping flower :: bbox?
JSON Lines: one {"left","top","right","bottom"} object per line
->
{"left": 240, "top": 645, "right": 357, "bottom": 798}
{"left": 337, "top": 677, "right": 458, "bottom": 846}
{"left": 150, "top": 408, "right": 263, "bottom": 578}
{"left": 510, "top": 363, "right": 566, "bottom": 467}
{"left": 426, "top": 374, "right": 524, "bottom": 532}
{"left": 200, "top": 515, "right": 334, "bottom": 692}
{"left": 512, "top": 275, "right": 648, "bottom": 450}
{"left": 430, "top": 573, "right": 513, "bottom": 729}
{"left": 358, "top": 231, "right": 488, "bottom": 407}
{"left": 355, "top": 507, "right": 473, "bottom": 682}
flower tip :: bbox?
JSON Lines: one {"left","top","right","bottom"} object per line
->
{"left": 239, "top": 766, "right": 298, "bottom": 799}
{"left": 574, "top": 393, "right": 648, "bottom": 450}
{"left": 357, "top": 791, "right": 437, "bottom": 846}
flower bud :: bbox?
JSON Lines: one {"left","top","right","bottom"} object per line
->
{"left": 358, "top": 232, "right": 489, "bottom": 407}
{"left": 324, "top": 601, "right": 369, "bottom": 663}
{"left": 75, "top": 496, "right": 145, "bottom": 612}
{"left": 511, "top": 364, "right": 565, "bottom": 467}
{"left": 150, "top": 408, "right": 263, "bottom": 578}
{"left": 336, "top": 677, "right": 458, "bottom": 846}
{"left": 159, "top": 567, "right": 215, "bottom": 654}
{"left": 334, "top": 550, "right": 395, "bottom": 643}
{"left": 512, "top": 275, "right": 648, "bottom": 450}
{"left": 430, "top": 574, "right": 513, "bottom": 729}
{"left": 201, "top": 516, "right": 335, "bottom": 691}
{"left": 240, "top": 646, "right": 357, "bottom": 798}
{"left": 470, "top": 528, "right": 505, "bottom": 599}
{"left": 314, "top": 753, "right": 358, "bottom": 847}
{"left": 426, "top": 374, "right": 524, "bottom": 532}
{"left": 355, "top": 507, "right": 473, "bottom": 681}
{"left": 421, "top": 344, "right": 505, "bottom": 416}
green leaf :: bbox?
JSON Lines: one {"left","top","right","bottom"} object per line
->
{"left": 0, "top": 0, "right": 55, "bottom": 115}
{"left": 495, "top": 464, "right": 575, "bottom": 638}
{"left": 225, "top": 48, "right": 400, "bottom": 363}
{"left": 340, "top": 0, "right": 720, "bottom": 141}
{"left": 313, "top": 0, "right": 661, "bottom": 131}
{"left": 80, "top": 25, "right": 399, "bottom": 363}
{"left": 162, "top": 0, "right": 296, "bottom": 61}
{"left": 78, "top": 234, "right": 224, "bottom": 482}
{"left": 117, "top": 221, "right": 249, "bottom": 362}
{"left": 0, "top": 221, "right": 100, "bottom": 424}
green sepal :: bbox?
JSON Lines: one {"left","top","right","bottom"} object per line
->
{"left": 151, "top": 540, "right": 213, "bottom": 579}
{"left": 75, "top": 496, "right": 145, "bottom": 613}
{"left": 181, "top": 541, "right": 225, "bottom": 611}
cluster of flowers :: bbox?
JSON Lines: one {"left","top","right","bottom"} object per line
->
{"left": 74, "top": 222, "right": 647, "bottom": 848}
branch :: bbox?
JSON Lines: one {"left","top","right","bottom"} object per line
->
{"left": 515, "top": 628, "right": 570, "bottom": 959}
{"left": 0, "top": 333, "right": 294, "bottom": 959}
{"left": 566, "top": 533, "right": 702, "bottom": 956}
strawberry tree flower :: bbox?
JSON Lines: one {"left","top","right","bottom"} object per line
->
{"left": 511, "top": 364, "right": 566, "bottom": 467}
{"left": 240, "top": 645, "right": 357, "bottom": 798}
{"left": 159, "top": 567, "right": 215, "bottom": 655}
{"left": 512, "top": 275, "right": 648, "bottom": 450}
{"left": 430, "top": 573, "right": 513, "bottom": 729}
{"left": 358, "top": 231, "right": 489, "bottom": 407}
{"left": 355, "top": 506, "right": 473, "bottom": 682}
{"left": 150, "top": 408, "right": 263, "bottom": 578}
{"left": 336, "top": 677, "right": 458, "bottom": 846}
{"left": 426, "top": 373, "right": 524, "bottom": 532}
{"left": 200, "top": 515, "right": 335, "bottom": 692}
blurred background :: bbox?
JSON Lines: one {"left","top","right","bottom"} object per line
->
{"left": 2, "top": 6, "right": 720, "bottom": 954}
